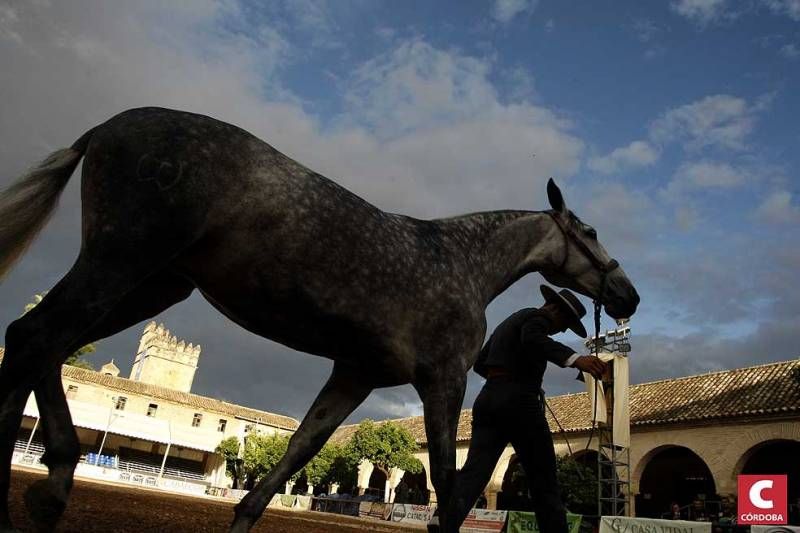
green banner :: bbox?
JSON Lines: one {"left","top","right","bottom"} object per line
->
{"left": 506, "top": 511, "right": 582, "bottom": 533}
{"left": 279, "top": 494, "right": 297, "bottom": 508}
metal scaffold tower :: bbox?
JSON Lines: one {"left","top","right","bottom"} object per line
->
{"left": 585, "top": 319, "right": 632, "bottom": 517}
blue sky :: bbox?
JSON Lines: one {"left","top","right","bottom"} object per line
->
{"left": 0, "top": 0, "right": 798, "bottom": 422}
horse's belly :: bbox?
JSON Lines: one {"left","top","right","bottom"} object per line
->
{"left": 194, "top": 280, "right": 412, "bottom": 378}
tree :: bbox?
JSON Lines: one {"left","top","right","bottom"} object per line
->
{"left": 556, "top": 455, "right": 597, "bottom": 514}
{"left": 502, "top": 454, "right": 597, "bottom": 513}
{"left": 303, "top": 442, "right": 336, "bottom": 491}
{"left": 347, "top": 419, "right": 423, "bottom": 479}
{"left": 215, "top": 436, "right": 244, "bottom": 489}
{"left": 23, "top": 292, "right": 95, "bottom": 370}
{"left": 308, "top": 442, "right": 358, "bottom": 494}
{"left": 242, "top": 432, "right": 300, "bottom": 488}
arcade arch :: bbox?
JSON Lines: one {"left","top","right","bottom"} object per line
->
{"left": 739, "top": 439, "right": 800, "bottom": 514}
{"left": 635, "top": 445, "right": 717, "bottom": 519}
{"left": 365, "top": 468, "right": 388, "bottom": 499}
{"left": 395, "top": 468, "right": 430, "bottom": 504}
{"left": 498, "top": 455, "right": 530, "bottom": 511}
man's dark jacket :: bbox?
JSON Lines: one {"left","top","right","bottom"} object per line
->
{"left": 474, "top": 308, "right": 575, "bottom": 391}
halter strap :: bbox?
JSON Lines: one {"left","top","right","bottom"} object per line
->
{"left": 547, "top": 211, "right": 620, "bottom": 305}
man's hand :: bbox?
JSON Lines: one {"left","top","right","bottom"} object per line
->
{"left": 572, "top": 356, "right": 607, "bottom": 380}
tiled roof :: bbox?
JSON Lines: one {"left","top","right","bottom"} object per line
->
{"left": 0, "top": 347, "right": 299, "bottom": 431}
{"left": 332, "top": 358, "right": 800, "bottom": 446}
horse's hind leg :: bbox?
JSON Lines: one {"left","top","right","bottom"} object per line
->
{"left": 21, "top": 271, "right": 194, "bottom": 531}
{"left": 230, "top": 365, "right": 373, "bottom": 533}
{"left": 0, "top": 262, "right": 185, "bottom": 532}
{"left": 19, "top": 368, "right": 79, "bottom": 532}
{"left": 0, "top": 272, "right": 121, "bottom": 532}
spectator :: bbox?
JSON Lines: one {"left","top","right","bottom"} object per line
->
{"left": 789, "top": 497, "right": 800, "bottom": 526}
{"left": 475, "top": 493, "right": 487, "bottom": 509}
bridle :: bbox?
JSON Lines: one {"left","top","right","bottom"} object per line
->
{"left": 546, "top": 210, "right": 619, "bottom": 335}
{"left": 547, "top": 210, "right": 620, "bottom": 456}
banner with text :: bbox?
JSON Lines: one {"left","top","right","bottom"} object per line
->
{"left": 267, "top": 494, "right": 298, "bottom": 509}
{"left": 599, "top": 516, "right": 711, "bottom": 533}
{"left": 359, "top": 501, "right": 393, "bottom": 521}
{"left": 460, "top": 508, "right": 507, "bottom": 532}
{"left": 390, "top": 503, "right": 435, "bottom": 526}
{"left": 294, "top": 495, "right": 312, "bottom": 510}
{"left": 507, "top": 511, "right": 582, "bottom": 533}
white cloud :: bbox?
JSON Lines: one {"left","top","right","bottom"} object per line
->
{"left": 649, "top": 94, "right": 760, "bottom": 151}
{"left": 754, "top": 190, "right": 800, "bottom": 224}
{"left": 663, "top": 160, "right": 747, "bottom": 199}
{"left": 674, "top": 205, "right": 701, "bottom": 230}
{"left": 588, "top": 140, "right": 660, "bottom": 174}
{"left": 632, "top": 18, "right": 662, "bottom": 43}
{"left": 287, "top": 0, "right": 334, "bottom": 33}
{"left": 316, "top": 39, "right": 585, "bottom": 215}
{"left": 676, "top": 160, "right": 746, "bottom": 188}
{"left": 765, "top": 0, "right": 800, "bottom": 20}
{"left": 375, "top": 27, "right": 396, "bottom": 41}
{"left": 597, "top": 94, "right": 764, "bottom": 181}
{"left": 343, "top": 39, "right": 499, "bottom": 138}
{"left": 502, "top": 66, "right": 537, "bottom": 101}
{"left": 570, "top": 181, "right": 663, "bottom": 251}
{"left": 644, "top": 46, "right": 667, "bottom": 60}
{"left": 491, "top": 0, "right": 537, "bottom": 24}
{"left": 779, "top": 43, "right": 800, "bottom": 59}
{"left": 670, "top": 0, "right": 728, "bottom": 25}
{"left": 0, "top": 1, "right": 587, "bottom": 420}
{"left": 0, "top": 4, "right": 23, "bottom": 46}
{"left": 673, "top": 0, "right": 800, "bottom": 25}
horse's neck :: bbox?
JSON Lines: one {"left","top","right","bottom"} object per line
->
{"left": 434, "top": 210, "right": 553, "bottom": 306}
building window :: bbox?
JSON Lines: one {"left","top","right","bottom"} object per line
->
{"left": 147, "top": 404, "right": 158, "bottom": 417}
{"left": 115, "top": 397, "right": 127, "bottom": 411}
{"left": 192, "top": 413, "right": 202, "bottom": 427}
{"left": 66, "top": 385, "right": 78, "bottom": 399}
{"left": 218, "top": 419, "right": 227, "bottom": 433}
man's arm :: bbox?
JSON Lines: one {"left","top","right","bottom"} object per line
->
{"left": 519, "top": 316, "right": 576, "bottom": 367}
{"left": 572, "top": 355, "right": 607, "bottom": 380}
{"left": 520, "top": 315, "right": 608, "bottom": 379}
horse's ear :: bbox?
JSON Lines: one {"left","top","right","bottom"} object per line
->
{"left": 547, "top": 178, "right": 567, "bottom": 214}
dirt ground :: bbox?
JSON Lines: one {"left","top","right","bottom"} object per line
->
{"left": 9, "top": 469, "right": 421, "bottom": 533}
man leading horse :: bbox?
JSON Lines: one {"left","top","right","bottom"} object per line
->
{"left": 431, "top": 286, "right": 604, "bottom": 533}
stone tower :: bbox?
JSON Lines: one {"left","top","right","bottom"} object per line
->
{"left": 129, "top": 322, "right": 201, "bottom": 392}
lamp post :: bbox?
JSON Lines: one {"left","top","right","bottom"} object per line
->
{"left": 158, "top": 420, "right": 172, "bottom": 481}
{"left": 24, "top": 416, "right": 40, "bottom": 455}
{"left": 96, "top": 396, "right": 116, "bottom": 465}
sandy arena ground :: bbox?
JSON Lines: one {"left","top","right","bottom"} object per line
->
{"left": 9, "top": 469, "right": 422, "bottom": 533}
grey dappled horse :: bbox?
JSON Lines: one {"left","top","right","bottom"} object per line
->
{"left": 0, "top": 108, "right": 639, "bottom": 532}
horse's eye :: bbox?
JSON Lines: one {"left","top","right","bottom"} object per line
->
{"left": 586, "top": 227, "right": 597, "bottom": 239}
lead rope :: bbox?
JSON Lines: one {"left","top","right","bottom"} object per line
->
{"left": 545, "top": 274, "right": 607, "bottom": 482}
{"left": 583, "top": 270, "right": 609, "bottom": 452}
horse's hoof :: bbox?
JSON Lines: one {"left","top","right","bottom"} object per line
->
{"left": 23, "top": 479, "right": 67, "bottom": 532}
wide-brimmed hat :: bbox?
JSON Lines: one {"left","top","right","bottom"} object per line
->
{"left": 540, "top": 285, "right": 588, "bottom": 338}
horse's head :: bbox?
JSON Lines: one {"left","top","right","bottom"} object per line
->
{"left": 538, "top": 179, "right": 639, "bottom": 320}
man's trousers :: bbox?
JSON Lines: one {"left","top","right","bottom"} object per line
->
{"left": 444, "top": 377, "right": 568, "bottom": 533}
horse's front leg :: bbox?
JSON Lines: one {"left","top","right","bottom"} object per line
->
{"left": 415, "top": 361, "right": 468, "bottom": 533}
{"left": 230, "top": 365, "right": 373, "bottom": 533}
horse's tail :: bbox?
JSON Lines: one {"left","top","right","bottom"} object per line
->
{"left": 0, "top": 127, "right": 96, "bottom": 281}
